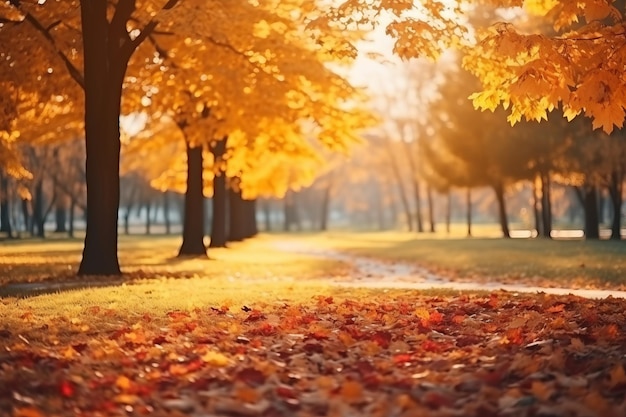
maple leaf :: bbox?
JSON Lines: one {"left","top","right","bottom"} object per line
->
{"left": 201, "top": 351, "right": 230, "bottom": 367}
{"left": 59, "top": 380, "right": 74, "bottom": 398}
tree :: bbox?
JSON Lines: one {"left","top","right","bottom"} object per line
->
{"left": 3, "top": 0, "right": 368, "bottom": 273}
{"left": 427, "top": 63, "right": 534, "bottom": 238}
{"left": 325, "top": 1, "right": 626, "bottom": 133}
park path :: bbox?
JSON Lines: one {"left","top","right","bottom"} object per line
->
{"left": 274, "top": 241, "right": 626, "bottom": 300}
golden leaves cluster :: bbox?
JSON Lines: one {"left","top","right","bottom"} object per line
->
{"left": 463, "top": 0, "right": 626, "bottom": 133}
{"left": 326, "top": 0, "right": 626, "bottom": 133}
{"left": 122, "top": 0, "right": 373, "bottom": 198}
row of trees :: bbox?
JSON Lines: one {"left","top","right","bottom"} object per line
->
{"left": 0, "top": 0, "right": 373, "bottom": 275}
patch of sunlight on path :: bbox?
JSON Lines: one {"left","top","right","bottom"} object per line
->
{"left": 274, "top": 241, "right": 626, "bottom": 300}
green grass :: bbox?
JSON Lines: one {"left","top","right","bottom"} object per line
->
{"left": 0, "top": 234, "right": 352, "bottom": 286}
{"left": 0, "top": 234, "right": 463, "bottom": 338}
{"left": 292, "top": 229, "right": 626, "bottom": 289}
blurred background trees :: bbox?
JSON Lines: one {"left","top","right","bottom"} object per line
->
{"left": 0, "top": 0, "right": 624, "bottom": 276}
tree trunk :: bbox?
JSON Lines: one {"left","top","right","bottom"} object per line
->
{"left": 319, "top": 178, "right": 332, "bottom": 231}
{"left": 445, "top": 191, "right": 451, "bottom": 234}
{"left": 21, "top": 198, "right": 30, "bottom": 234}
{"left": 54, "top": 196, "right": 68, "bottom": 233}
{"left": 228, "top": 188, "right": 245, "bottom": 242}
{"left": 210, "top": 137, "right": 228, "bottom": 248}
{"left": 384, "top": 140, "right": 413, "bottom": 231}
{"left": 399, "top": 136, "right": 423, "bottom": 232}
{"left": 426, "top": 185, "right": 435, "bottom": 233}
{"left": 241, "top": 198, "right": 258, "bottom": 239}
{"left": 466, "top": 187, "right": 472, "bottom": 238}
{"left": 540, "top": 171, "right": 552, "bottom": 239}
{"left": 263, "top": 200, "right": 271, "bottom": 232}
{"left": 283, "top": 196, "right": 292, "bottom": 231}
{"left": 0, "top": 173, "right": 12, "bottom": 237}
{"left": 178, "top": 144, "right": 207, "bottom": 256}
{"left": 283, "top": 191, "right": 301, "bottom": 231}
{"left": 608, "top": 170, "right": 623, "bottom": 240}
{"left": 583, "top": 185, "right": 600, "bottom": 239}
{"left": 413, "top": 180, "right": 424, "bottom": 232}
{"left": 493, "top": 182, "right": 510, "bottom": 238}
{"left": 532, "top": 176, "right": 543, "bottom": 237}
{"left": 69, "top": 199, "right": 76, "bottom": 238}
{"left": 33, "top": 179, "right": 45, "bottom": 238}
{"left": 145, "top": 201, "right": 152, "bottom": 235}
{"left": 78, "top": 0, "right": 131, "bottom": 275}
{"left": 123, "top": 207, "right": 132, "bottom": 235}
{"left": 598, "top": 191, "right": 607, "bottom": 225}
{"left": 375, "top": 182, "right": 385, "bottom": 231}
{"left": 163, "top": 191, "right": 171, "bottom": 235}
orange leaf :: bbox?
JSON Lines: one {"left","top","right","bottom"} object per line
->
{"left": 235, "top": 386, "right": 261, "bottom": 403}
{"left": 530, "top": 380, "right": 553, "bottom": 401}
{"left": 14, "top": 407, "right": 45, "bottom": 417}
{"left": 340, "top": 380, "right": 363, "bottom": 403}
{"left": 115, "top": 375, "right": 132, "bottom": 391}
{"left": 608, "top": 364, "right": 626, "bottom": 389}
{"left": 113, "top": 394, "right": 139, "bottom": 405}
{"left": 546, "top": 304, "right": 565, "bottom": 313}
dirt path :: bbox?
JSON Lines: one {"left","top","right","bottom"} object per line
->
{"left": 275, "top": 241, "right": 626, "bottom": 300}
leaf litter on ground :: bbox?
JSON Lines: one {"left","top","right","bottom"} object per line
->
{"left": 2, "top": 286, "right": 626, "bottom": 417}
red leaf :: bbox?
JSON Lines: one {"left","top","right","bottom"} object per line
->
{"left": 478, "top": 369, "right": 506, "bottom": 386}
{"left": 153, "top": 336, "right": 167, "bottom": 345}
{"left": 354, "top": 360, "right": 375, "bottom": 375}
{"left": 371, "top": 330, "right": 392, "bottom": 348}
{"left": 299, "top": 314, "right": 318, "bottom": 325}
{"left": 505, "top": 328, "right": 524, "bottom": 344}
{"left": 167, "top": 311, "right": 190, "bottom": 320}
{"left": 59, "top": 380, "right": 74, "bottom": 398}
{"left": 71, "top": 343, "right": 88, "bottom": 353}
{"left": 276, "top": 385, "right": 296, "bottom": 399}
{"left": 244, "top": 310, "right": 266, "bottom": 322}
{"left": 422, "top": 390, "right": 454, "bottom": 409}
{"left": 429, "top": 311, "right": 444, "bottom": 325}
{"left": 304, "top": 343, "right": 324, "bottom": 353}
{"left": 393, "top": 354, "right": 412, "bottom": 365}
{"left": 308, "top": 330, "right": 330, "bottom": 340}
{"left": 236, "top": 368, "right": 266, "bottom": 386}
{"left": 257, "top": 322, "right": 276, "bottom": 336}
{"left": 421, "top": 340, "right": 443, "bottom": 353}
{"left": 110, "top": 327, "right": 130, "bottom": 340}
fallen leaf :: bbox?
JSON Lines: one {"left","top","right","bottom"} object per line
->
{"left": 14, "top": 407, "right": 44, "bottom": 417}
{"left": 339, "top": 380, "right": 363, "bottom": 403}
{"left": 201, "top": 351, "right": 230, "bottom": 367}
{"left": 59, "top": 380, "right": 74, "bottom": 398}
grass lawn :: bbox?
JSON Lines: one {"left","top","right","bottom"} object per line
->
{"left": 293, "top": 229, "right": 626, "bottom": 289}
{"left": 1, "top": 233, "right": 626, "bottom": 416}
{"left": 0, "top": 234, "right": 351, "bottom": 287}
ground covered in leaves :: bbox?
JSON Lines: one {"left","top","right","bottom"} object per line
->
{"left": 2, "top": 234, "right": 626, "bottom": 417}
{"left": 2, "top": 286, "right": 626, "bottom": 417}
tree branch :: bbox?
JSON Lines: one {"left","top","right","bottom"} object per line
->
{"left": 148, "top": 34, "right": 180, "bottom": 69}
{"left": 45, "top": 19, "right": 62, "bottom": 32}
{"left": 129, "top": 0, "right": 181, "bottom": 54}
{"left": 0, "top": 17, "right": 22, "bottom": 25}
{"left": 8, "top": 1, "right": 85, "bottom": 89}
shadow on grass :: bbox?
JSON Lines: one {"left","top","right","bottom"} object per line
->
{"left": 0, "top": 263, "right": 228, "bottom": 298}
